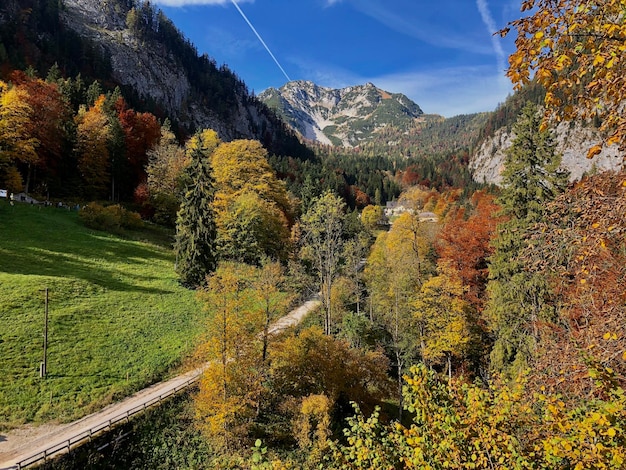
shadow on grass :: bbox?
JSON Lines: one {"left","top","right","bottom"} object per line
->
{"left": 0, "top": 207, "right": 178, "bottom": 294}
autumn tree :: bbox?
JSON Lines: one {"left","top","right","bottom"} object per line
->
{"left": 0, "top": 81, "right": 37, "bottom": 192}
{"left": 364, "top": 211, "right": 435, "bottom": 415}
{"left": 268, "top": 326, "right": 393, "bottom": 422}
{"left": 195, "top": 263, "right": 263, "bottom": 451}
{"left": 10, "top": 72, "right": 71, "bottom": 194}
{"left": 211, "top": 139, "right": 293, "bottom": 263}
{"left": 143, "top": 120, "right": 187, "bottom": 225}
{"left": 485, "top": 102, "right": 569, "bottom": 377}
{"left": 255, "top": 259, "right": 291, "bottom": 362}
{"left": 341, "top": 231, "right": 371, "bottom": 317}
{"left": 174, "top": 130, "right": 220, "bottom": 288}
{"left": 299, "top": 191, "right": 346, "bottom": 335}
{"left": 115, "top": 96, "right": 160, "bottom": 196}
{"left": 413, "top": 265, "right": 472, "bottom": 379}
{"left": 436, "top": 190, "right": 501, "bottom": 311}
{"left": 502, "top": 0, "right": 626, "bottom": 156}
{"left": 360, "top": 204, "right": 386, "bottom": 231}
{"left": 520, "top": 170, "right": 626, "bottom": 396}
{"left": 75, "top": 95, "right": 111, "bottom": 199}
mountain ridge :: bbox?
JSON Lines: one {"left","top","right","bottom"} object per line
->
{"left": 260, "top": 80, "right": 429, "bottom": 147}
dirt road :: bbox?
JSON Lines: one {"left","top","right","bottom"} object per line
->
{"left": 0, "top": 295, "right": 320, "bottom": 469}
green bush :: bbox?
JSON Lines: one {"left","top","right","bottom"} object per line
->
{"left": 79, "top": 203, "right": 143, "bottom": 233}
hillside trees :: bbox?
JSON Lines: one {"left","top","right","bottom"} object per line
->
{"left": 0, "top": 68, "right": 165, "bottom": 200}
{"left": 502, "top": 0, "right": 626, "bottom": 156}
{"left": 485, "top": 102, "right": 569, "bottom": 377}
{"left": 174, "top": 130, "right": 220, "bottom": 288}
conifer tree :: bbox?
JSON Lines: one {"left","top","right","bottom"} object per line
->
{"left": 174, "top": 132, "right": 219, "bottom": 288}
{"left": 486, "top": 102, "right": 569, "bottom": 377}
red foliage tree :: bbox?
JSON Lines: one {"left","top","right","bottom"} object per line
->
{"left": 436, "top": 190, "right": 502, "bottom": 311}
{"left": 115, "top": 97, "right": 160, "bottom": 187}
{"left": 10, "top": 71, "right": 71, "bottom": 192}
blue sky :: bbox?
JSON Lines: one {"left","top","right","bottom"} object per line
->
{"left": 153, "top": 0, "right": 523, "bottom": 117}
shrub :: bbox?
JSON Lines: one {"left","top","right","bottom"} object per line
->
{"left": 79, "top": 203, "right": 143, "bottom": 233}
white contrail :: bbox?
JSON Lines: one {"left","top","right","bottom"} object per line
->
{"left": 229, "top": 0, "right": 291, "bottom": 82}
{"left": 476, "top": 0, "right": 506, "bottom": 72}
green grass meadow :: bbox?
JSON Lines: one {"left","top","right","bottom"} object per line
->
{"left": 0, "top": 202, "right": 206, "bottom": 430}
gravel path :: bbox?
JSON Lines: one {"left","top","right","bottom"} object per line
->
{"left": 0, "top": 295, "right": 320, "bottom": 469}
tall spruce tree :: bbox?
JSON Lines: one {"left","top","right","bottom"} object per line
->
{"left": 486, "top": 102, "right": 568, "bottom": 377}
{"left": 174, "top": 132, "right": 219, "bottom": 288}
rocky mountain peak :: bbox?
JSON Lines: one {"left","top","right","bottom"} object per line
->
{"left": 259, "top": 81, "right": 424, "bottom": 147}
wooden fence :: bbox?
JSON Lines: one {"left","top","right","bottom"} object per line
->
{"left": 15, "top": 376, "right": 199, "bottom": 469}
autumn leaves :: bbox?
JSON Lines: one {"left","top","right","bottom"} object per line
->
{"left": 503, "top": 0, "right": 626, "bottom": 157}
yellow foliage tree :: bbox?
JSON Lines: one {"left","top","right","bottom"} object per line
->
{"left": 145, "top": 122, "right": 187, "bottom": 225}
{"left": 210, "top": 139, "right": 293, "bottom": 261}
{"left": 332, "top": 365, "right": 626, "bottom": 469}
{"left": 195, "top": 262, "right": 263, "bottom": 451}
{"left": 502, "top": 0, "right": 626, "bottom": 156}
{"left": 75, "top": 95, "right": 111, "bottom": 199}
{"left": 0, "top": 81, "right": 38, "bottom": 189}
{"left": 360, "top": 204, "right": 385, "bottom": 230}
{"left": 293, "top": 394, "right": 331, "bottom": 465}
{"left": 365, "top": 211, "right": 435, "bottom": 416}
{"left": 413, "top": 265, "right": 472, "bottom": 379}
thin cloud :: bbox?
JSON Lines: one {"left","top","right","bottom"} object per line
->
{"left": 476, "top": 0, "right": 507, "bottom": 72}
{"left": 373, "top": 67, "right": 512, "bottom": 117}
{"left": 203, "top": 25, "right": 259, "bottom": 58}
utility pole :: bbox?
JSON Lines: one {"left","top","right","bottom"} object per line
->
{"left": 40, "top": 288, "right": 48, "bottom": 378}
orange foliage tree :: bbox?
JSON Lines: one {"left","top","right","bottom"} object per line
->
{"left": 521, "top": 170, "right": 626, "bottom": 397}
{"left": 10, "top": 71, "right": 71, "bottom": 193}
{"left": 0, "top": 80, "right": 38, "bottom": 192}
{"left": 115, "top": 97, "right": 160, "bottom": 189}
{"left": 436, "top": 190, "right": 502, "bottom": 310}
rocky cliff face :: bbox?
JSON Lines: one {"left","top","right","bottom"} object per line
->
{"left": 49, "top": 0, "right": 304, "bottom": 154}
{"left": 260, "top": 80, "right": 425, "bottom": 147}
{"left": 471, "top": 121, "right": 624, "bottom": 184}
{"left": 62, "top": 1, "right": 203, "bottom": 122}
{"left": 60, "top": 0, "right": 238, "bottom": 139}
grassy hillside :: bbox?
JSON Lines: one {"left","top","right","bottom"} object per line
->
{"left": 0, "top": 202, "right": 205, "bottom": 430}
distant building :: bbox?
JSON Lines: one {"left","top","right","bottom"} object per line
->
{"left": 384, "top": 201, "right": 413, "bottom": 218}
{"left": 418, "top": 211, "right": 438, "bottom": 222}
{"left": 12, "top": 193, "right": 40, "bottom": 204}
{"left": 384, "top": 201, "right": 438, "bottom": 222}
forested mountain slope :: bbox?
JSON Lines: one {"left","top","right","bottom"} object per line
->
{"left": 0, "top": 0, "right": 310, "bottom": 159}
